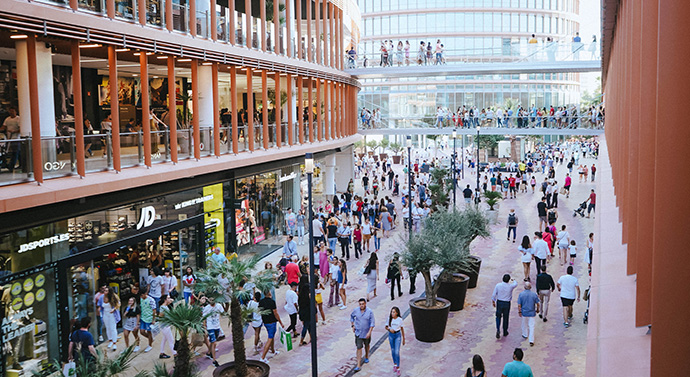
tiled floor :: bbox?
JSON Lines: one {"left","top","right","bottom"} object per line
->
{"left": 110, "top": 148, "right": 596, "bottom": 377}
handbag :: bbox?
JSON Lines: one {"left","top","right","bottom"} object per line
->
{"left": 169, "top": 288, "right": 179, "bottom": 300}
{"left": 63, "top": 361, "right": 76, "bottom": 377}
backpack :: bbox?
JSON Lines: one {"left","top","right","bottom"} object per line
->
{"left": 508, "top": 213, "right": 516, "bottom": 225}
{"left": 368, "top": 207, "right": 376, "bottom": 217}
{"left": 387, "top": 262, "right": 400, "bottom": 279}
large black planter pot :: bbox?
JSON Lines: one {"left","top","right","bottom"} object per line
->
{"left": 437, "top": 273, "right": 470, "bottom": 311}
{"left": 213, "top": 360, "right": 270, "bottom": 377}
{"left": 459, "top": 255, "right": 483, "bottom": 289}
{"left": 409, "top": 297, "right": 451, "bottom": 343}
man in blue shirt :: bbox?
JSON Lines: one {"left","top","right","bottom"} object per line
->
{"left": 283, "top": 235, "right": 298, "bottom": 258}
{"left": 502, "top": 348, "right": 534, "bottom": 377}
{"left": 68, "top": 317, "right": 98, "bottom": 362}
{"left": 350, "top": 298, "right": 375, "bottom": 372}
{"left": 209, "top": 247, "right": 227, "bottom": 266}
{"left": 517, "top": 282, "right": 541, "bottom": 346}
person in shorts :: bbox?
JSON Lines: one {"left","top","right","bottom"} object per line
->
{"left": 537, "top": 197, "right": 548, "bottom": 232}
{"left": 247, "top": 291, "right": 264, "bottom": 352}
{"left": 139, "top": 289, "right": 157, "bottom": 353}
{"left": 259, "top": 290, "right": 285, "bottom": 363}
{"left": 350, "top": 298, "right": 375, "bottom": 372}
{"left": 203, "top": 296, "right": 225, "bottom": 367}
{"left": 557, "top": 266, "right": 580, "bottom": 328}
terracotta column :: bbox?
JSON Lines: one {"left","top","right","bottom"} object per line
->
{"left": 70, "top": 0, "right": 78, "bottom": 10}
{"left": 330, "top": 81, "right": 336, "bottom": 138}
{"left": 229, "top": 0, "right": 236, "bottom": 44}
{"left": 246, "top": 67, "right": 254, "bottom": 151}
{"left": 260, "top": 0, "right": 267, "bottom": 52}
{"left": 322, "top": 0, "right": 328, "bottom": 66}
{"left": 108, "top": 46, "right": 121, "bottom": 171}
{"left": 211, "top": 0, "right": 218, "bottom": 41}
{"left": 315, "top": 0, "right": 321, "bottom": 64}
{"left": 329, "top": 3, "right": 334, "bottom": 68}
{"left": 323, "top": 80, "right": 329, "bottom": 140}
{"left": 167, "top": 56, "right": 178, "bottom": 163}
{"left": 166, "top": 0, "right": 173, "bottom": 32}
{"left": 246, "top": 0, "right": 252, "bottom": 48}
{"left": 190, "top": 0, "right": 197, "bottom": 37}
{"left": 306, "top": 0, "right": 312, "bottom": 62}
{"left": 70, "top": 41, "right": 85, "bottom": 177}
{"left": 296, "top": 0, "right": 302, "bottom": 59}
{"left": 107, "top": 0, "right": 115, "bottom": 19}
{"left": 286, "top": 0, "right": 292, "bottom": 57}
{"left": 297, "top": 76, "right": 304, "bottom": 144}
{"left": 230, "top": 66, "right": 239, "bottom": 153}
{"left": 316, "top": 79, "right": 322, "bottom": 140}
{"left": 212, "top": 63, "right": 221, "bottom": 156}
{"left": 635, "top": 0, "right": 657, "bottom": 328}
{"left": 191, "top": 60, "right": 201, "bottom": 159}
{"left": 652, "top": 1, "right": 690, "bottom": 375}
{"left": 140, "top": 52, "right": 152, "bottom": 166}
{"left": 286, "top": 73, "right": 294, "bottom": 145}
{"left": 339, "top": 8, "right": 344, "bottom": 70}
{"left": 274, "top": 0, "right": 280, "bottom": 54}
{"left": 307, "top": 78, "right": 313, "bottom": 142}
{"left": 261, "top": 70, "right": 269, "bottom": 149}
{"left": 138, "top": 0, "right": 146, "bottom": 25}
{"left": 275, "top": 72, "right": 282, "bottom": 147}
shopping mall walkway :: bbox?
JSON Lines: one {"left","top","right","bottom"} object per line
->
{"left": 114, "top": 148, "right": 595, "bottom": 377}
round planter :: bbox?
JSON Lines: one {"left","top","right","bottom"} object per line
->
{"left": 484, "top": 208, "right": 500, "bottom": 224}
{"left": 392, "top": 155, "right": 402, "bottom": 164}
{"left": 213, "top": 360, "right": 270, "bottom": 377}
{"left": 408, "top": 297, "right": 451, "bottom": 343}
{"left": 459, "top": 255, "right": 482, "bottom": 289}
{"left": 437, "top": 273, "right": 470, "bottom": 311}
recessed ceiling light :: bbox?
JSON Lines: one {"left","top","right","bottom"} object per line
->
{"left": 177, "top": 58, "right": 192, "bottom": 62}
{"left": 79, "top": 43, "right": 101, "bottom": 48}
{"left": 157, "top": 56, "right": 169, "bottom": 60}
{"left": 115, "top": 48, "right": 130, "bottom": 52}
{"left": 10, "top": 34, "right": 28, "bottom": 40}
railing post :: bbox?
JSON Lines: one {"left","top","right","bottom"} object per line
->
{"left": 137, "top": 129, "right": 143, "bottom": 164}
{"left": 106, "top": 131, "right": 113, "bottom": 168}
{"left": 164, "top": 128, "right": 170, "bottom": 160}
{"left": 69, "top": 132, "right": 76, "bottom": 173}
{"left": 25, "top": 137, "right": 33, "bottom": 179}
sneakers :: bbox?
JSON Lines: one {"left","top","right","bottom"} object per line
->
{"left": 363, "top": 358, "right": 369, "bottom": 363}
{"left": 496, "top": 331, "right": 500, "bottom": 339}
{"left": 107, "top": 342, "right": 113, "bottom": 349}
{"left": 530, "top": 342, "right": 534, "bottom": 347}
{"left": 159, "top": 353, "right": 171, "bottom": 359}
{"left": 144, "top": 346, "right": 153, "bottom": 353}
{"left": 543, "top": 317, "right": 548, "bottom": 322}
{"left": 98, "top": 335, "right": 104, "bottom": 342}
{"left": 353, "top": 367, "right": 361, "bottom": 372}
{"left": 260, "top": 358, "right": 269, "bottom": 364}
{"left": 206, "top": 353, "right": 213, "bottom": 360}
{"left": 212, "top": 360, "right": 220, "bottom": 367}
{"left": 271, "top": 350, "right": 280, "bottom": 356}
{"left": 133, "top": 346, "right": 140, "bottom": 352}
{"left": 112, "top": 344, "right": 117, "bottom": 351}
{"left": 564, "top": 322, "right": 570, "bottom": 328}
{"left": 339, "top": 304, "right": 347, "bottom": 310}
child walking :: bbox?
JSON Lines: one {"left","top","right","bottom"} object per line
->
{"left": 569, "top": 240, "right": 578, "bottom": 265}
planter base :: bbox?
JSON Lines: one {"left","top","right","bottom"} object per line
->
{"left": 437, "top": 273, "right": 470, "bottom": 311}
{"left": 213, "top": 360, "right": 270, "bottom": 377}
{"left": 459, "top": 255, "right": 482, "bottom": 289}
{"left": 409, "top": 297, "right": 451, "bottom": 342}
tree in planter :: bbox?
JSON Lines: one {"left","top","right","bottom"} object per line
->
{"left": 378, "top": 138, "right": 390, "bottom": 154}
{"left": 389, "top": 142, "right": 403, "bottom": 157}
{"left": 476, "top": 135, "right": 504, "bottom": 162}
{"left": 193, "top": 256, "right": 275, "bottom": 377}
{"left": 366, "top": 140, "right": 379, "bottom": 155}
{"left": 34, "top": 346, "right": 149, "bottom": 377}
{"left": 482, "top": 190, "right": 503, "bottom": 211}
{"left": 151, "top": 302, "right": 209, "bottom": 377}
{"left": 401, "top": 208, "right": 489, "bottom": 307}
{"left": 354, "top": 140, "right": 366, "bottom": 155}
{"left": 427, "top": 167, "right": 451, "bottom": 208}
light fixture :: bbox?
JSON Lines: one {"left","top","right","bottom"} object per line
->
{"left": 156, "top": 56, "right": 169, "bottom": 60}
{"left": 406, "top": 134, "right": 412, "bottom": 147}
{"left": 177, "top": 58, "right": 192, "bottom": 62}
{"left": 133, "top": 52, "right": 141, "bottom": 56}
{"left": 79, "top": 43, "right": 101, "bottom": 48}
{"left": 115, "top": 48, "right": 130, "bottom": 52}
{"left": 10, "top": 34, "right": 28, "bottom": 40}
{"left": 476, "top": 126, "right": 481, "bottom": 132}
{"left": 305, "top": 153, "right": 314, "bottom": 174}
{"left": 452, "top": 128, "right": 457, "bottom": 139}
{"left": 202, "top": 62, "right": 213, "bottom": 65}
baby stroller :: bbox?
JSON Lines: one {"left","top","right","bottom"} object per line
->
{"left": 583, "top": 286, "right": 591, "bottom": 324}
{"left": 573, "top": 201, "right": 587, "bottom": 217}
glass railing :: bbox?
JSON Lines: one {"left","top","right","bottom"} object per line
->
{"left": 359, "top": 114, "right": 605, "bottom": 130}
{"left": 0, "top": 138, "right": 32, "bottom": 185}
{"left": 146, "top": 0, "right": 164, "bottom": 27}
{"left": 171, "top": 2, "right": 188, "bottom": 33}
{"left": 79, "top": 0, "right": 105, "bottom": 13}
{"left": 217, "top": 13, "right": 229, "bottom": 42}
{"left": 347, "top": 42, "right": 601, "bottom": 69}
{"left": 196, "top": 9, "right": 210, "bottom": 38}
{"left": 115, "top": 0, "right": 137, "bottom": 20}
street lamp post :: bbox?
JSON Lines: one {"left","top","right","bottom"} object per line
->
{"left": 452, "top": 128, "right": 457, "bottom": 207}
{"left": 407, "top": 135, "right": 412, "bottom": 240}
{"left": 476, "top": 126, "right": 480, "bottom": 202}
{"left": 305, "top": 153, "right": 318, "bottom": 377}
{"left": 461, "top": 133, "right": 465, "bottom": 179}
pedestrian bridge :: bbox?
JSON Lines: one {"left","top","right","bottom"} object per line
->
{"left": 359, "top": 127, "right": 604, "bottom": 136}
{"left": 346, "top": 60, "right": 601, "bottom": 79}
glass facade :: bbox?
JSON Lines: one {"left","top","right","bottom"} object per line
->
{"left": 357, "top": 0, "right": 582, "bottom": 123}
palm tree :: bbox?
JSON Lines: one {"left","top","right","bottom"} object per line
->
{"left": 155, "top": 302, "right": 208, "bottom": 377}
{"left": 34, "top": 346, "right": 149, "bottom": 377}
{"left": 193, "top": 256, "right": 275, "bottom": 377}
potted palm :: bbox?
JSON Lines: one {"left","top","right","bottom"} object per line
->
{"left": 482, "top": 190, "right": 503, "bottom": 224}
{"left": 151, "top": 302, "right": 208, "bottom": 377}
{"left": 194, "top": 256, "right": 275, "bottom": 377}
{"left": 455, "top": 206, "right": 491, "bottom": 289}
{"left": 389, "top": 142, "right": 403, "bottom": 164}
{"left": 402, "top": 208, "right": 489, "bottom": 342}
{"left": 366, "top": 140, "right": 378, "bottom": 158}
{"left": 34, "top": 346, "right": 148, "bottom": 377}
{"left": 378, "top": 139, "right": 390, "bottom": 161}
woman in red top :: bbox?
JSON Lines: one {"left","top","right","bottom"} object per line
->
{"left": 542, "top": 228, "right": 555, "bottom": 261}
{"left": 353, "top": 224, "right": 363, "bottom": 259}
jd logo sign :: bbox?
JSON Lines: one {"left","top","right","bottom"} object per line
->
{"left": 136, "top": 206, "right": 156, "bottom": 230}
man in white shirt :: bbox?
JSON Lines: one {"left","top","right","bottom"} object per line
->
{"left": 491, "top": 274, "right": 518, "bottom": 339}
{"left": 557, "top": 266, "right": 580, "bottom": 328}
{"left": 203, "top": 297, "right": 225, "bottom": 367}
{"left": 532, "top": 232, "right": 549, "bottom": 275}
{"left": 411, "top": 204, "right": 423, "bottom": 233}
{"left": 284, "top": 282, "right": 299, "bottom": 337}
{"left": 401, "top": 204, "right": 410, "bottom": 231}
{"left": 312, "top": 216, "right": 325, "bottom": 244}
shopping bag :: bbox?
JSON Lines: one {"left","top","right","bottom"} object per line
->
{"left": 278, "top": 325, "right": 293, "bottom": 352}
{"left": 62, "top": 361, "right": 76, "bottom": 377}
{"left": 150, "top": 322, "right": 161, "bottom": 337}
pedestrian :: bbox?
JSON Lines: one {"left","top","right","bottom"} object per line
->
{"left": 298, "top": 277, "right": 312, "bottom": 346}
{"left": 68, "top": 317, "right": 98, "bottom": 362}
{"left": 507, "top": 209, "right": 519, "bottom": 242}
{"left": 158, "top": 295, "right": 177, "bottom": 359}
{"left": 557, "top": 266, "right": 581, "bottom": 328}
{"left": 501, "top": 348, "right": 534, "bottom": 377}
{"left": 328, "top": 255, "right": 341, "bottom": 307}
{"left": 586, "top": 233, "right": 594, "bottom": 275}
{"left": 314, "top": 275, "right": 326, "bottom": 323}
{"left": 138, "top": 289, "right": 156, "bottom": 353}
{"left": 537, "top": 197, "right": 548, "bottom": 232}
{"left": 182, "top": 267, "right": 196, "bottom": 304}
{"left": 122, "top": 296, "right": 141, "bottom": 352}
{"left": 362, "top": 218, "right": 373, "bottom": 252}
{"left": 102, "top": 286, "right": 121, "bottom": 351}
{"left": 350, "top": 298, "right": 375, "bottom": 372}
{"left": 564, "top": 173, "right": 572, "bottom": 198}
{"left": 94, "top": 285, "right": 106, "bottom": 342}
{"left": 296, "top": 209, "right": 306, "bottom": 245}
{"left": 536, "top": 265, "right": 555, "bottom": 322}
{"left": 365, "top": 252, "right": 379, "bottom": 301}
{"left": 203, "top": 296, "right": 224, "bottom": 367}
{"left": 338, "top": 259, "right": 349, "bottom": 309}
{"left": 463, "top": 184, "right": 474, "bottom": 204}
{"left": 585, "top": 189, "right": 596, "bottom": 218}
{"left": 387, "top": 253, "right": 403, "bottom": 300}
{"left": 591, "top": 164, "right": 596, "bottom": 181}
{"left": 518, "top": 236, "right": 533, "bottom": 282}
{"left": 492, "top": 274, "right": 518, "bottom": 339}
{"left": 551, "top": 180, "right": 559, "bottom": 208}
{"left": 284, "top": 282, "right": 299, "bottom": 337}
{"left": 556, "top": 225, "right": 571, "bottom": 266}
{"left": 532, "top": 232, "right": 549, "bottom": 275}
{"left": 466, "top": 354, "right": 486, "bottom": 376}
{"left": 568, "top": 240, "right": 578, "bottom": 265}
{"left": 259, "top": 290, "right": 285, "bottom": 363}
{"left": 339, "top": 221, "right": 353, "bottom": 259}
{"left": 385, "top": 306, "right": 405, "bottom": 376}
{"left": 517, "top": 282, "right": 540, "bottom": 347}
{"left": 248, "top": 291, "right": 264, "bottom": 352}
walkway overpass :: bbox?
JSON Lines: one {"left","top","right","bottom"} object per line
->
{"left": 346, "top": 60, "right": 601, "bottom": 79}
{"left": 359, "top": 127, "right": 604, "bottom": 136}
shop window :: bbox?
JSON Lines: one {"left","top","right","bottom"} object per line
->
{"left": 2, "top": 269, "right": 59, "bottom": 375}
{"left": 234, "top": 172, "right": 285, "bottom": 257}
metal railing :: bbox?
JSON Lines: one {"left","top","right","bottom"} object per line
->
{"left": 359, "top": 114, "right": 605, "bottom": 130}
{"left": 171, "top": 2, "right": 189, "bottom": 33}
{"left": 114, "top": 0, "right": 137, "bottom": 20}
{"left": 347, "top": 42, "right": 600, "bottom": 69}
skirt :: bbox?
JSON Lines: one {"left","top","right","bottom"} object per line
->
{"left": 123, "top": 316, "right": 138, "bottom": 332}
{"left": 367, "top": 270, "right": 377, "bottom": 293}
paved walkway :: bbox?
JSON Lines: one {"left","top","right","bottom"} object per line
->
{"left": 115, "top": 150, "right": 595, "bottom": 376}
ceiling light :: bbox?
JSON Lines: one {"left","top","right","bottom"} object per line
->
{"left": 79, "top": 43, "right": 101, "bottom": 48}
{"left": 115, "top": 48, "right": 130, "bottom": 52}
{"left": 133, "top": 52, "right": 141, "bottom": 56}
{"left": 10, "top": 34, "right": 28, "bottom": 40}
{"left": 202, "top": 62, "right": 213, "bottom": 65}
{"left": 146, "top": 52, "right": 154, "bottom": 55}
{"left": 177, "top": 58, "right": 192, "bottom": 62}
{"left": 157, "top": 56, "right": 169, "bottom": 60}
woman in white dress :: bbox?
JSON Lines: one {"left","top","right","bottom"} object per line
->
{"left": 518, "top": 236, "right": 534, "bottom": 282}
{"left": 102, "top": 287, "right": 121, "bottom": 351}
{"left": 364, "top": 252, "right": 379, "bottom": 301}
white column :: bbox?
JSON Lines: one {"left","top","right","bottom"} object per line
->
{"left": 197, "top": 64, "right": 215, "bottom": 127}
{"left": 335, "top": 146, "right": 354, "bottom": 192}
{"left": 324, "top": 153, "right": 336, "bottom": 196}
{"left": 292, "top": 164, "right": 301, "bottom": 211}
{"left": 15, "top": 40, "right": 55, "bottom": 137}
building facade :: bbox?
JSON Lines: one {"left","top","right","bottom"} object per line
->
{"left": 357, "top": 0, "right": 584, "bottom": 126}
{"left": 0, "top": 0, "right": 359, "bottom": 374}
